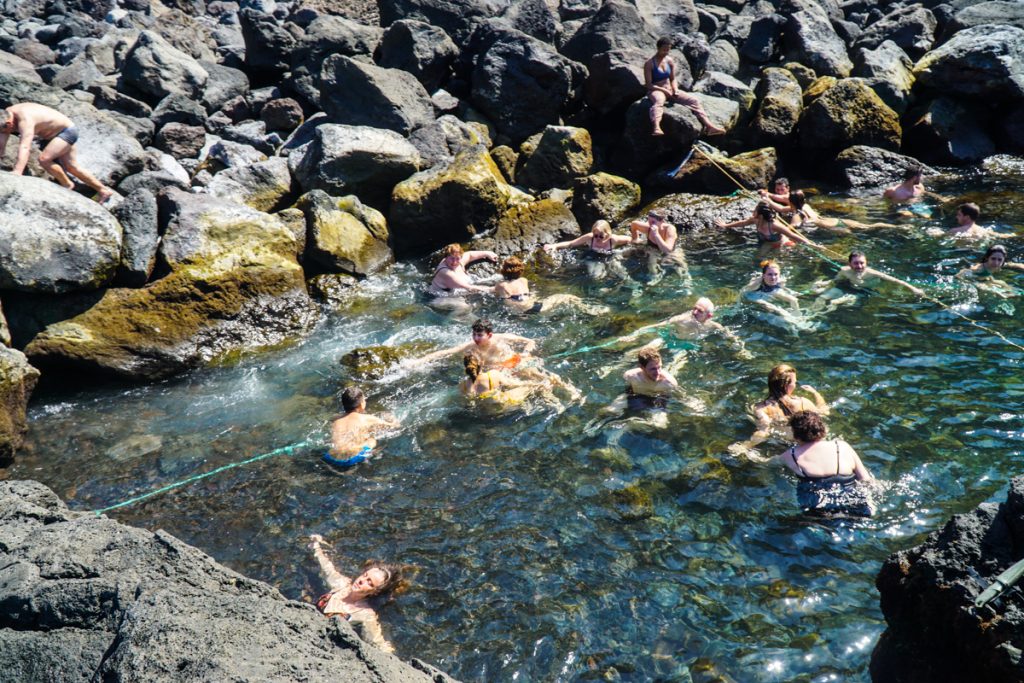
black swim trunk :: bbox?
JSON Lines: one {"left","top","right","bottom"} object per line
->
{"left": 36, "top": 125, "right": 79, "bottom": 149}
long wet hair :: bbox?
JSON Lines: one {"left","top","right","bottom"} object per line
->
{"left": 358, "top": 560, "right": 409, "bottom": 599}
{"left": 766, "top": 363, "right": 797, "bottom": 415}
{"left": 463, "top": 352, "right": 483, "bottom": 381}
{"left": 755, "top": 201, "right": 776, "bottom": 222}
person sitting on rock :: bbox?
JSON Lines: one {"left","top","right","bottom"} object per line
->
{"left": 645, "top": 37, "right": 725, "bottom": 137}
{"left": 427, "top": 243, "right": 497, "bottom": 310}
{"left": 543, "top": 220, "right": 633, "bottom": 280}
{"left": 493, "top": 256, "right": 609, "bottom": 315}
{"left": 0, "top": 102, "right": 114, "bottom": 203}
{"left": 629, "top": 209, "right": 691, "bottom": 285}
{"left": 323, "top": 387, "right": 399, "bottom": 467}
{"left": 309, "top": 534, "right": 406, "bottom": 653}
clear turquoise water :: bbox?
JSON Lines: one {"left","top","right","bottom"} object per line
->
{"left": 8, "top": 164, "right": 1024, "bottom": 682}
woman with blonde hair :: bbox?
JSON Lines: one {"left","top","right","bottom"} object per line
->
{"left": 543, "top": 220, "right": 632, "bottom": 279}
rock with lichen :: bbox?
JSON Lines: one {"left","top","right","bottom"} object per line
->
{"left": 296, "top": 191, "right": 393, "bottom": 277}
{"left": 571, "top": 172, "right": 641, "bottom": 229}
{"left": 0, "top": 347, "right": 39, "bottom": 467}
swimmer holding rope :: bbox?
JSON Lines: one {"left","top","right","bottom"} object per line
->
{"left": 615, "top": 296, "right": 751, "bottom": 363}
{"left": 325, "top": 387, "right": 399, "bottom": 467}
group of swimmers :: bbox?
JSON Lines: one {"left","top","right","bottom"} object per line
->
{"left": 310, "top": 164, "right": 1022, "bottom": 652}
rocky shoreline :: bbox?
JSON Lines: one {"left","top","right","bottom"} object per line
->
{"left": 0, "top": 479, "right": 457, "bottom": 682}
{"left": 873, "top": 476, "right": 1024, "bottom": 682}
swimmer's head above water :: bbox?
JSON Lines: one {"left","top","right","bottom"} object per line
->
{"left": 903, "top": 167, "right": 923, "bottom": 183}
{"left": 790, "top": 410, "right": 827, "bottom": 443}
{"left": 755, "top": 202, "right": 776, "bottom": 222}
{"left": 773, "top": 177, "right": 789, "bottom": 194}
{"left": 638, "top": 347, "right": 663, "bottom": 381}
{"left": 463, "top": 351, "right": 483, "bottom": 380}
{"left": 342, "top": 387, "right": 366, "bottom": 414}
{"left": 982, "top": 244, "right": 1008, "bottom": 270}
{"left": 692, "top": 297, "right": 715, "bottom": 322}
{"left": 848, "top": 251, "right": 867, "bottom": 274}
{"left": 471, "top": 318, "right": 494, "bottom": 345}
{"left": 591, "top": 220, "right": 612, "bottom": 239}
{"left": 500, "top": 256, "right": 525, "bottom": 281}
{"left": 759, "top": 259, "right": 781, "bottom": 285}
{"left": 767, "top": 363, "right": 798, "bottom": 402}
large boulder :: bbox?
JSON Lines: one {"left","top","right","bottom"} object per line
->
{"left": 0, "top": 74, "right": 146, "bottom": 187}
{"left": 0, "top": 349, "right": 39, "bottom": 467}
{"left": 582, "top": 48, "right": 647, "bottom": 116}
{"left": 468, "top": 23, "right": 587, "bottom": 144}
{"left": 783, "top": 9, "right": 853, "bottom": 77}
{"left": 913, "top": 25, "right": 1024, "bottom": 100}
{"left": 796, "top": 78, "right": 901, "bottom": 160}
{"left": 378, "top": 0, "right": 540, "bottom": 44}
{"left": 320, "top": 55, "right": 435, "bottom": 136}
{"left": 24, "top": 189, "right": 318, "bottom": 381}
{"left": 854, "top": 4, "right": 936, "bottom": 59}
{"left": 650, "top": 146, "right": 777, "bottom": 194}
{"left": 0, "top": 480, "right": 458, "bottom": 681}
{"left": 376, "top": 19, "right": 459, "bottom": 93}
{"left": 0, "top": 52, "right": 44, "bottom": 84}
{"left": 946, "top": 1, "right": 1024, "bottom": 36}
{"left": 853, "top": 40, "right": 915, "bottom": 115}
{"left": 571, "top": 172, "right": 641, "bottom": 228}
{"left": 121, "top": 30, "right": 209, "bottom": 103}
{"left": 516, "top": 125, "right": 593, "bottom": 192}
{"left": 206, "top": 157, "right": 294, "bottom": 212}
{"left": 0, "top": 174, "right": 122, "bottom": 294}
{"left": 297, "top": 191, "right": 393, "bottom": 277}
{"left": 872, "top": 476, "right": 1024, "bottom": 683}
{"left": 290, "top": 124, "right": 422, "bottom": 210}
{"left": 741, "top": 13, "right": 786, "bottom": 64}
{"left": 238, "top": 8, "right": 297, "bottom": 74}
{"left": 903, "top": 97, "right": 996, "bottom": 164}
{"left": 560, "top": 0, "right": 655, "bottom": 66}
{"left": 638, "top": 192, "right": 758, "bottom": 232}
{"left": 408, "top": 115, "right": 491, "bottom": 169}
{"left": 833, "top": 146, "right": 934, "bottom": 191}
{"left": 390, "top": 145, "right": 514, "bottom": 255}
{"left": 746, "top": 66, "right": 802, "bottom": 148}
{"left": 474, "top": 198, "right": 581, "bottom": 256}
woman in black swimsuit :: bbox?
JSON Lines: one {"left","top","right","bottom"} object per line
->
{"left": 493, "top": 256, "right": 609, "bottom": 315}
{"left": 778, "top": 411, "right": 874, "bottom": 517}
{"left": 543, "top": 220, "right": 633, "bottom": 279}
{"left": 740, "top": 259, "right": 801, "bottom": 312}
{"left": 715, "top": 201, "right": 819, "bottom": 259}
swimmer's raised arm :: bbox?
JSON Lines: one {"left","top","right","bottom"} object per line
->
{"left": 441, "top": 267, "right": 493, "bottom": 294}
{"left": 461, "top": 250, "right": 498, "bottom": 265}
{"left": 740, "top": 273, "right": 766, "bottom": 294}
{"left": 800, "top": 384, "right": 829, "bottom": 415}
{"left": 310, "top": 536, "right": 352, "bottom": 592}
{"left": 715, "top": 216, "right": 756, "bottom": 230}
{"left": 408, "top": 341, "right": 472, "bottom": 368}
{"left": 647, "top": 223, "right": 678, "bottom": 254}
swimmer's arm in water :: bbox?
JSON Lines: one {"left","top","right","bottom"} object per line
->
{"left": 618, "top": 317, "right": 671, "bottom": 341}
{"left": 866, "top": 267, "right": 924, "bottom": 296}
{"left": 369, "top": 413, "right": 400, "bottom": 430}
{"left": 310, "top": 535, "right": 352, "bottom": 592}
{"left": 772, "top": 220, "right": 819, "bottom": 248}
{"left": 800, "top": 384, "right": 829, "bottom": 415}
{"left": 740, "top": 273, "right": 765, "bottom": 294}
{"left": 773, "top": 288, "right": 801, "bottom": 311}
{"left": 736, "top": 406, "right": 772, "bottom": 451}
{"left": 956, "top": 265, "right": 982, "bottom": 280}
{"left": 1004, "top": 261, "right": 1024, "bottom": 273}
{"left": 408, "top": 341, "right": 473, "bottom": 368}
{"left": 609, "top": 233, "right": 634, "bottom": 247}
{"left": 543, "top": 234, "right": 592, "bottom": 252}
{"left": 714, "top": 323, "right": 751, "bottom": 357}
{"left": 496, "top": 332, "right": 537, "bottom": 354}
{"left": 714, "top": 216, "right": 756, "bottom": 230}
{"left": 357, "top": 611, "right": 395, "bottom": 654}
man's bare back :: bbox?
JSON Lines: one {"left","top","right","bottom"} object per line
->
{"left": 330, "top": 412, "right": 397, "bottom": 457}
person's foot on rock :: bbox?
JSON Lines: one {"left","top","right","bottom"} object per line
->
{"left": 704, "top": 125, "right": 726, "bottom": 136}
{"left": 97, "top": 187, "right": 115, "bottom": 203}
{"left": 652, "top": 128, "right": 665, "bottom": 136}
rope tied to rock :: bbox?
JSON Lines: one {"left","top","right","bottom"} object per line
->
{"left": 92, "top": 439, "right": 311, "bottom": 516}
{"left": 691, "top": 144, "right": 1024, "bottom": 355}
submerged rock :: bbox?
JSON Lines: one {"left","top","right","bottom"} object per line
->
{"left": 611, "top": 483, "right": 655, "bottom": 521}
{"left": 0, "top": 480, "right": 457, "bottom": 682}
{"left": 24, "top": 189, "right": 317, "bottom": 381}
{"left": 0, "top": 349, "right": 39, "bottom": 467}
{"left": 873, "top": 476, "right": 1024, "bottom": 682}
{"left": 341, "top": 342, "right": 434, "bottom": 379}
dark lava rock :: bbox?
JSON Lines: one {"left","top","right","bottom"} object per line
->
{"left": 320, "top": 54, "right": 435, "bottom": 135}
{"left": 155, "top": 122, "right": 207, "bottom": 159}
{"left": 903, "top": 97, "right": 996, "bottom": 164}
{"left": 111, "top": 188, "right": 159, "bottom": 287}
{"left": 873, "top": 476, "right": 1024, "bottom": 682}
{"left": 833, "top": 146, "right": 934, "bottom": 192}
{"left": 0, "top": 350, "right": 40, "bottom": 468}
{"left": 376, "top": 19, "right": 459, "bottom": 93}
{"left": 854, "top": 4, "right": 936, "bottom": 59}
{"left": 0, "top": 480, "right": 458, "bottom": 682}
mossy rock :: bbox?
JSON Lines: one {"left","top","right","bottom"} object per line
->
{"left": 802, "top": 75, "right": 837, "bottom": 105}
{"left": 610, "top": 483, "right": 655, "bottom": 522}
{"left": 389, "top": 145, "right": 513, "bottom": 255}
{"left": 632, "top": 192, "right": 757, "bottom": 234}
{"left": 297, "top": 191, "right": 393, "bottom": 277}
{"left": 658, "top": 147, "right": 777, "bottom": 195}
{"left": 475, "top": 198, "right": 580, "bottom": 256}
{"left": 307, "top": 273, "right": 358, "bottom": 306}
{"left": 340, "top": 341, "right": 434, "bottom": 379}
{"left": 516, "top": 125, "right": 594, "bottom": 192}
{"left": 571, "top": 172, "right": 641, "bottom": 229}
{"left": 0, "top": 346, "right": 40, "bottom": 467}
{"left": 796, "top": 78, "right": 901, "bottom": 160}
{"left": 490, "top": 145, "right": 518, "bottom": 184}
{"left": 589, "top": 446, "right": 633, "bottom": 471}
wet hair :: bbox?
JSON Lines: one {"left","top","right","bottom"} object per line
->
{"left": 790, "top": 411, "right": 827, "bottom": 442}
{"left": 442, "top": 243, "right": 463, "bottom": 258}
{"left": 958, "top": 202, "right": 980, "bottom": 221}
{"left": 848, "top": 250, "right": 866, "bottom": 263}
{"left": 982, "top": 244, "right": 1007, "bottom": 262}
{"left": 471, "top": 318, "right": 493, "bottom": 335}
{"left": 463, "top": 352, "right": 483, "bottom": 380}
{"left": 773, "top": 177, "right": 789, "bottom": 190}
{"left": 358, "top": 560, "right": 410, "bottom": 599}
{"left": 694, "top": 296, "right": 715, "bottom": 315}
{"left": 638, "top": 347, "right": 662, "bottom": 368}
{"left": 656, "top": 36, "right": 673, "bottom": 49}
{"left": 766, "top": 364, "right": 797, "bottom": 415}
{"left": 760, "top": 259, "right": 780, "bottom": 274}
{"left": 648, "top": 209, "right": 665, "bottom": 222}
{"left": 591, "top": 220, "right": 611, "bottom": 239}
{"left": 500, "top": 256, "right": 525, "bottom": 280}
{"left": 788, "top": 190, "right": 806, "bottom": 212}
{"left": 903, "top": 167, "right": 922, "bottom": 181}
{"left": 341, "top": 387, "right": 365, "bottom": 414}
{"left": 755, "top": 201, "right": 775, "bottom": 221}
{"left": 0, "top": 109, "right": 10, "bottom": 126}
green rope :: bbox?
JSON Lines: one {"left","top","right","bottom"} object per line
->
{"left": 797, "top": 242, "right": 846, "bottom": 270}
{"left": 550, "top": 337, "right": 624, "bottom": 358}
{"left": 92, "top": 439, "right": 311, "bottom": 516}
